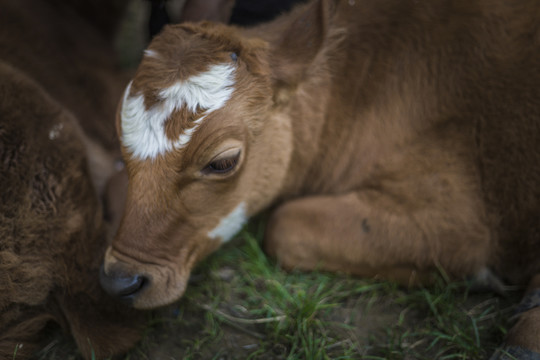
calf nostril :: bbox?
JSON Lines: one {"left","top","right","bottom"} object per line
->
{"left": 99, "top": 265, "right": 148, "bottom": 299}
{"left": 116, "top": 274, "right": 146, "bottom": 297}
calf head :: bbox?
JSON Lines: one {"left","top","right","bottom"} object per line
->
{"left": 101, "top": 0, "right": 332, "bottom": 308}
{"left": 100, "top": 22, "right": 293, "bottom": 309}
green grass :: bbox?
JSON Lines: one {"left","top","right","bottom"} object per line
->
{"left": 34, "top": 218, "right": 518, "bottom": 359}
{"left": 121, "top": 218, "right": 517, "bottom": 359}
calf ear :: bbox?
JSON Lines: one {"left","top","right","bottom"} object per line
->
{"left": 81, "top": 135, "right": 116, "bottom": 199}
{"left": 270, "top": 0, "right": 337, "bottom": 87}
{"left": 60, "top": 109, "right": 116, "bottom": 199}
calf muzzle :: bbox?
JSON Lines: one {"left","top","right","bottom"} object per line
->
{"left": 99, "top": 265, "right": 149, "bottom": 303}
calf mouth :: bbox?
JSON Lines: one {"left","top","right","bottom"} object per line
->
{"left": 99, "top": 264, "right": 150, "bottom": 305}
{"left": 100, "top": 247, "right": 189, "bottom": 309}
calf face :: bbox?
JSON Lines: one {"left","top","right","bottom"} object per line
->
{"left": 101, "top": 23, "right": 294, "bottom": 308}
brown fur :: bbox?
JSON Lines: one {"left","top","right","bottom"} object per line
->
{"left": 180, "top": 0, "right": 236, "bottom": 23}
{"left": 104, "top": 0, "right": 540, "bottom": 353}
{"left": 0, "top": 0, "right": 145, "bottom": 358}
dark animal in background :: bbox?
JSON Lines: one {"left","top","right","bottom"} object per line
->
{"left": 0, "top": 0, "right": 146, "bottom": 358}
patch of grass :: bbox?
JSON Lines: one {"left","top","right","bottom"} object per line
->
{"left": 190, "top": 223, "right": 380, "bottom": 358}
{"left": 126, "top": 218, "right": 515, "bottom": 359}
{"left": 36, "top": 219, "right": 518, "bottom": 359}
{"left": 364, "top": 275, "right": 516, "bottom": 360}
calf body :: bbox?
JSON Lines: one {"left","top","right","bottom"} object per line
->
{"left": 102, "top": 0, "right": 540, "bottom": 353}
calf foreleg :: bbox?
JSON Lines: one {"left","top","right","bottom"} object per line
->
{"left": 265, "top": 189, "right": 491, "bottom": 285}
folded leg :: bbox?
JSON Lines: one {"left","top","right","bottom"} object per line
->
{"left": 265, "top": 188, "right": 491, "bottom": 285}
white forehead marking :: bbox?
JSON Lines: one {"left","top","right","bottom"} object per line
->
{"left": 208, "top": 202, "right": 248, "bottom": 243}
{"left": 121, "top": 63, "right": 236, "bottom": 160}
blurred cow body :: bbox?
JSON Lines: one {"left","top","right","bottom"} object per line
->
{"left": 0, "top": 0, "right": 145, "bottom": 358}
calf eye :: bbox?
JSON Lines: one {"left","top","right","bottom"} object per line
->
{"left": 204, "top": 150, "right": 241, "bottom": 175}
{"left": 208, "top": 158, "right": 237, "bottom": 173}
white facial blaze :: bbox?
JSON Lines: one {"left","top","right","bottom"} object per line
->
{"left": 120, "top": 63, "right": 236, "bottom": 160}
{"left": 208, "top": 203, "right": 248, "bottom": 242}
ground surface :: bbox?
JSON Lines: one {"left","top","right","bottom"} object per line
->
{"left": 33, "top": 219, "right": 520, "bottom": 360}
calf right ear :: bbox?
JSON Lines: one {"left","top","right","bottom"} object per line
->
{"left": 269, "top": 0, "right": 340, "bottom": 88}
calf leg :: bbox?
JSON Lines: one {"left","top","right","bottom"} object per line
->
{"left": 265, "top": 189, "right": 491, "bottom": 285}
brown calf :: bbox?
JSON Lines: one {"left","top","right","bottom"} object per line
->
{"left": 0, "top": 0, "right": 145, "bottom": 358}
{"left": 100, "top": 0, "right": 540, "bottom": 355}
